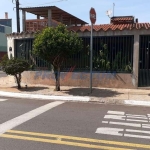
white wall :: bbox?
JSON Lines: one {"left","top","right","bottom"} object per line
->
{"left": 7, "top": 33, "right": 34, "bottom": 59}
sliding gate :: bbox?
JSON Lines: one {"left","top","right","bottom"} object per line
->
{"left": 139, "top": 35, "right": 150, "bottom": 87}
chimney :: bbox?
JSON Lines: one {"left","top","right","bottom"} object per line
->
{"left": 5, "top": 12, "right": 8, "bottom": 19}
{"left": 135, "top": 18, "right": 138, "bottom": 23}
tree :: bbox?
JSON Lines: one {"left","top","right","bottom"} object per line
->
{"left": 33, "top": 24, "right": 83, "bottom": 91}
{"left": 0, "top": 55, "right": 30, "bottom": 89}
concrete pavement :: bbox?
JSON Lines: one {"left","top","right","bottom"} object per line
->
{"left": 0, "top": 84, "right": 150, "bottom": 106}
{"left": 1, "top": 98, "right": 150, "bottom": 149}
{"left": 0, "top": 73, "right": 150, "bottom": 106}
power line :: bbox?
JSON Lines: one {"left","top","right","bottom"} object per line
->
{"left": 20, "top": 0, "right": 67, "bottom": 7}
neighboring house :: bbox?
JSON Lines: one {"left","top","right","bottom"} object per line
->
{"left": 6, "top": 6, "right": 150, "bottom": 88}
{"left": 0, "top": 13, "right": 12, "bottom": 60}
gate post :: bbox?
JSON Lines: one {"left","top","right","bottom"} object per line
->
{"left": 132, "top": 32, "right": 139, "bottom": 88}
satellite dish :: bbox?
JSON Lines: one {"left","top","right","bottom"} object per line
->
{"left": 106, "top": 10, "right": 112, "bottom": 18}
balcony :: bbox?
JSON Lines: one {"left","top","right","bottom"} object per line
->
{"left": 25, "top": 19, "right": 59, "bottom": 32}
{"left": 20, "top": 6, "right": 88, "bottom": 32}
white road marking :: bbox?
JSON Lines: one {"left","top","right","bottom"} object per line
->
{"left": 0, "top": 99, "right": 7, "bottom": 102}
{"left": 104, "top": 115, "right": 125, "bottom": 121}
{"left": 102, "top": 121, "right": 150, "bottom": 129}
{"left": 126, "top": 119, "right": 148, "bottom": 122}
{"left": 124, "top": 100, "right": 150, "bottom": 106}
{"left": 126, "top": 114, "right": 147, "bottom": 118}
{"left": 0, "top": 101, "right": 65, "bottom": 135}
{"left": 126, "top": 129, "right": 150, "bottom": 134}
{"left": 142, "top": 124, "right": 150, "bottom": 128}
{"left": 96, "top": 127, "right": 123, "bottom": 136}
{"left": 0, "top": 91, "right": 90, "bottom": 102}
{"left": 107, "top": 111, "right": 125, "bottom": 115}
{"left": 96, "top": 110, "right": 150, "bottom": 139}
{"left": 124, "top": 134, "right": 150, "bottom": 139}
{"left": 102, "top": 121, "right": 141, "bottom": 128}
{"left": 102, "top": 121, "right": 109, "bottom": 124}
{"left": 96, "top": 127, "right": 150, "bottom": 139}
{"left": 126, "top": 115, "right": 148, "bottom": 120}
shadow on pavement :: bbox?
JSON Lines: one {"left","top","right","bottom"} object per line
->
{"left": 63, "top": 88, "right": 123, "bottom": 97}
{"left": 11, "top": 86, "right": 49, "bottom": 92}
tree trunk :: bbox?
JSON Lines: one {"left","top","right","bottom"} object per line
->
{"left": 54, "top": 67, "right": 60, "bottom": 91}
{"left": 14, "top": 73, "right": 21, "bottom": 89}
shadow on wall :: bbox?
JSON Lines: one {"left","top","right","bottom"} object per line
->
{"left": 63, "top": 88, "right": 123, "bottom": 97}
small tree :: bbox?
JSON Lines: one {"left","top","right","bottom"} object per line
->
{"left": 0, "top": 55, "right": 30, "bottom": 89}
{"left": 33, "top": 24, "right": 83, "bottom": 91}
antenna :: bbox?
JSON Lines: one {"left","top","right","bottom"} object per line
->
{"left": 113, "top": 3, "right": 115, "bottom": 16}
{"left": 106, "top": 10, "right": 112, "bottom": 18}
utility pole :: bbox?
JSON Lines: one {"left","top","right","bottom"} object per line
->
{"left": 12, "top": 0, "right": 20, "bottom": 32}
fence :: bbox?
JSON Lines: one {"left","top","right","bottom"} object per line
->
{"left": 14, "top": 35, "right": 134, "bottom": 73}
{"left": 138, "top": 35, "right": 150, "bottom": 87}
{"left": 62, "top": 35, "right": 134, "bottom": 73}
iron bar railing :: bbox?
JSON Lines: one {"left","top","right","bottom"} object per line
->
{"left": 14, "top": 35, "right": 134, "bottom": 73}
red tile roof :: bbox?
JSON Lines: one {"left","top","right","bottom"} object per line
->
{"left": 6, "top": 23, "right": 150, "bottom": 36}
{"left": 111, "top": 16, "right": 134, "bottom": 24}
{"left": 68, "top": 23, "right": 150, "bottom": 32}
{"left": 112, "top": 17, "right": 133, "bottom": 21}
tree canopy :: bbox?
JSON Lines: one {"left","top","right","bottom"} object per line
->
{"left": 0, "top": 55, "right": 30, "bottom": 89}
{"left": 33, "top": 24, "right": 83, "bottom": 91}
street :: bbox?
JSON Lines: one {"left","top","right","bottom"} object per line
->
{"left": 0, "top": 71, "right": 7, "bottom": 78}
{"left": 0, "top": 97, "right": 150, "bottom": 150}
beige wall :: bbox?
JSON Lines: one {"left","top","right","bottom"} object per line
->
{"left": 6, "top": 28, "right": 150, "bottom": 88}
{"left": 21, "top": 71, "right": 135, "bottom": 89}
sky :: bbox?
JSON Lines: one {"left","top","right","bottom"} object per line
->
{"left": 1, "top": 0, "right": 150, "bottom": 32}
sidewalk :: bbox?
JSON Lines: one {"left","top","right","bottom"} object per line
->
{"left": 0, "top": 83, "right": 150, "bottom": 106}
{"left": 0, "top": 73, "right": 150, "bottom": 106}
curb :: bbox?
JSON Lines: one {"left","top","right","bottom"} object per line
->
{"left": 0, "top": 91, "right": 90, "bottom": 102}
{"left": 0, "top": 91, "right": 150, "bottom": 107}
{"left": 91, "top": 98, "right": 150, "bottom": 107}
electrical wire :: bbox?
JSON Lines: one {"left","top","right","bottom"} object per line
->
{"left": 20, "top": 0, "right": 67, "bottom": 7}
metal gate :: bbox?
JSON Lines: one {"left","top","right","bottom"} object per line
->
{"left": 139, "top": 35, "right": 150, "bottom": 87}
{"left": 14, "top": 38, "right": 33, "bottom": 60}
{"left": 14, "top": 38, "right": 52, "bottom": 70}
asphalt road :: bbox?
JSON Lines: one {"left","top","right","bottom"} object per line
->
{"left": 0, "top": 71, "right": 7, "bottom": 77}
{"left": 0, "top": 97, "right": 150, "bottom": 150}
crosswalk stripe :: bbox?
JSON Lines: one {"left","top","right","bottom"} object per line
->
{"left": 0, "top": 101, "right": 65, "bottom": 135}
{"left": 126, "top": 114, "right": 147, "bottom": 117}
{"left": 102, "top": 121, "right": 141, "bottom": 128}
{"left": 2, "top": 130, "right": 150, "bottom": 149}
{"left": 124, "top": 134, "right": 150, "bottom": 140}
{"left": 126, "top": 129, "right": 150, "bottom": 134}
{"left": 103, "top": 120, "right": 150, "bottom": 129}
{"left": 97, "top": 110, "right": 150, "bottom": 142}
{"left": 126, "top": 118, "right": 148, "bottom": 122}
{"left": 126, "top": 115, "right": 148, "bottom": 119}
{"left": 107, "top": 111, "right": 125, "bottom": 115}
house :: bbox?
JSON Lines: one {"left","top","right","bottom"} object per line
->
{"left": 6, "top": 6, "right": 150, "bottom": 88}
{"left": 0, "top": 13, "right": 12, "bottom": 60}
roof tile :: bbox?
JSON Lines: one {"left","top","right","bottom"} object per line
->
{"left": 68, "top": 23, "right": 150, "bottom": 32}
{"left": 6, "top": 23, "right": 150, "bottom": 36}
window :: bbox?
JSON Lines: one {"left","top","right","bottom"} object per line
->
{"left": 0, "top": 19, "right": 12, "bottom": 27}
{"left": 0, "top": 25, "right": 5, "bottom": 33}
